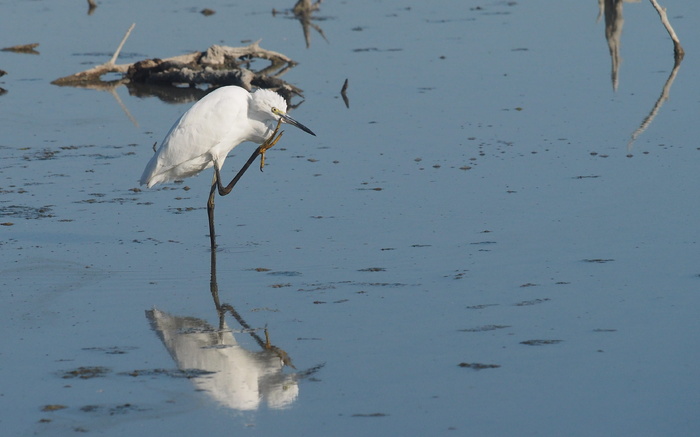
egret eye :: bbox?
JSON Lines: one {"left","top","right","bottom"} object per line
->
{"left": 271, "top": 107, "right": 281, "bottom": 115}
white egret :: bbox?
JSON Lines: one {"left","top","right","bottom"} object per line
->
{"left": 140, "top": 86, "right": 316, "bottom": 247}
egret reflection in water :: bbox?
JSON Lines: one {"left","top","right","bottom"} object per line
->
{"left": 146, "top": 247, "right": 323, "bottom": 411}
{"left": 146, "top": 308, "right": 299, "bottom": 411}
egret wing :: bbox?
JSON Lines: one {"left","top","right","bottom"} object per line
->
{"left": 140, "top": 87, "right": 251, "bottom": 187}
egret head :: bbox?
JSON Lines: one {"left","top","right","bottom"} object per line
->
{"left": 251, "top": 88, "right": 316, "bottom": 136}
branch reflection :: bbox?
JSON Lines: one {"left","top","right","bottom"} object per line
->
{"left": 626, "top": 58, "right": 682, "bottom": 150}
{"left": 599, "top": 0, "right": 624, "bottom": 91}
{"left": 274, "top": 0, "right": 328, "bottom": 49}
{"left": 598, "top": 0, "right": 684, "bottom": 150}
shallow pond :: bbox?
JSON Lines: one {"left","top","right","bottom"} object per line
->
{"left": 1, "top": 0, "right": 699, "bottom": 435}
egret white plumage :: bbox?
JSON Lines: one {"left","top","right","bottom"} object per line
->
{"left": 140, "top": 86, "right": 315, "bottom": 247}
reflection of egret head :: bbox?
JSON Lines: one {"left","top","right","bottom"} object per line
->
{"left": 261, "top": 372, "right": 299, "bottom": 409}
{"left": 146, "top": 308, "right": 298, "bottom": 411}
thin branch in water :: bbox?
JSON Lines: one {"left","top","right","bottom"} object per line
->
{"left": 648, "top": 0, "right": 684, "bottom": 61}
{"left": 109, "top": 23, "right": 135, "bottom": 66}
{"left": 1, "top": 43, "right": 40, "bottom": 55}
{"left": 626, "top": 0, "right": 684, "bottom": 150}
{"left": 52, "top": 24, "right": 134, "bottom": 84}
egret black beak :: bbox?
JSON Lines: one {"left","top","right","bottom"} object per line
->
{"left": 279, "top": 113, "right": 316, "bottom": 136}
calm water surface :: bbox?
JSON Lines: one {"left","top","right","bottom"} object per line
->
{"left": 1, "top": 1, "right": 699, "bottom": 436}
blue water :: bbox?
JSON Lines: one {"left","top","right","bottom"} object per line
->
{"left": 1, "top": 1, "right": 699, "bottom": 436}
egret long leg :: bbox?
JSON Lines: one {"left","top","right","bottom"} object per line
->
{"left": 215, "top": 118, "right": 284, "bottom": 196}
{"left": 207, "top": 118, "right": 285, "bottom": 248}
{"left": 207, "top": 171, "right": 218, "bottom": 248}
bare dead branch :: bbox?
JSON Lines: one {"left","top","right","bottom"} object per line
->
{"left": 648, "top": 0, "right": 684, "bottom": 61}
{"left": 2, "top": 43, "right": 40, "bottom": 55}
{"left": 108, "top": 23, "right": 135, "bottom": 66}
{"left": 52, "top": 26, "right": 303, "bottom": 98}
{"left": 51, "top": 24, "right": 135, "bottom": 85}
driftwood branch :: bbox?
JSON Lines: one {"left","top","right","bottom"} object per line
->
{"left": 109, "top": 23, "right": 135, "bottom": 65}
{"left": 1, "top": 43, "right": 40, "bottom": 55}
{"left": 52, "top": 24, "right": 134, "bottom": 85}
{"left": 52, "top": 24, "right": 304, "bottom": 99}
{"left": 625, "top": 0, "right": 684, "bottom": 150}
{"left": 648, "top": 0, "right": 684, "bottom": 62}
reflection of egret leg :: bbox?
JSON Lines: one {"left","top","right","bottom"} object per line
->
{"left": 263, "top": 328, "right": 295, "bottom": 368}
{"left": 216, "top": 302, "right": 296, "bottom": 369}
{"left": 209, "top": 241, "right": 229, "bottom": 339}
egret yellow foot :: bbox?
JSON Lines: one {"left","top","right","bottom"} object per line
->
{"left": 259, "top": 118, "right": 284, "bottom": 171}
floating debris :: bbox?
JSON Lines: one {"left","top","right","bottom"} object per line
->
{"left": 61, "top": 366, "right": 110, "bottom": 379}
{"left": 267, "top": 270, "right": 302, "bottom": 277}
{"left": 466, "top": 303, "right": 499, "bottom": 310}
{"left": 52, "top": 24, "right": 305, "bottom": 101}
{"left": 351, "top": 412, "right": 389, "bottom": 418}
{"left": 41, "top": 404, "right": 68, "bottom": 412}
{"left": 459, "top": 325, "right": 510, "bottom": 333}
{"left": 79, "top": 403, "right": 147, "bottom": 415}
{"left": 458, "top": 362, "right": 501, "bottom": 370}
{"left": 514, "top": 298, "right": 550, "bottom": 306}
{"left": 1, "top": 43, "right": 39, "bottom": 54}
{"left": 520, "top": 339, "right": 563, "bottom": 346}
{"left": 0, "top": 205, "right": 54, "bottom": 219}
{"left": 82, "top": 346, "right": 138, "bottom": 355}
